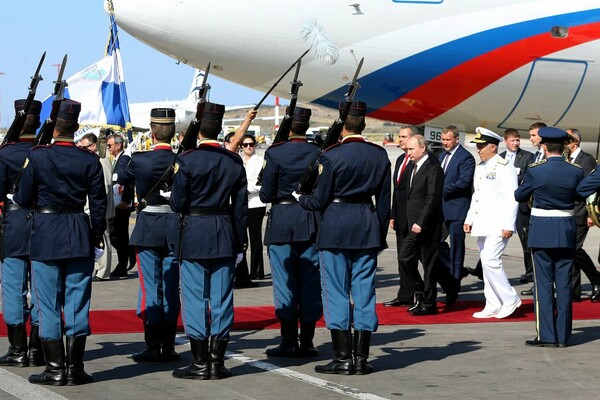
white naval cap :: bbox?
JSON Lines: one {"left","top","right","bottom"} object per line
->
{"left": 471, "top": 127, "right": 502, "bottom": 145}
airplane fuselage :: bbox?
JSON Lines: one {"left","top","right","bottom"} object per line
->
{"left": 108, "top": 0, "right": 600, "bottom": 137}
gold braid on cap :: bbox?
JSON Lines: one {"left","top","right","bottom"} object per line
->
{"left": 150, "top": 117, "right": 175, "bottom": 124}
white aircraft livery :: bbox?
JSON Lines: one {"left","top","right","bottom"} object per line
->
{"left": 107, "top": 0, "right": 600, "bottom": 136}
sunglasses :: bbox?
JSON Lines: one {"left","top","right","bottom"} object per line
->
{"left": 241, "top": 142, "right": 255, "bottom": 148}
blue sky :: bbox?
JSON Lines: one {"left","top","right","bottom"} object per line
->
{"left": 0, "top": 1, "right": 272, "bottom": 128}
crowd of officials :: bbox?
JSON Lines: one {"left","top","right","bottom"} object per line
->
{"left": 1, "top": 94, "right": 600, "bottom": 386}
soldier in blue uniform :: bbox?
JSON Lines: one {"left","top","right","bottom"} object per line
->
{"left": 514, "top": 126, "right": 584, "bottom": 348}
{"left": 0, "top": 99, "right": 44, "bottom": 368}
{"left": 259, "top": 106, "right": 322, "bottom": 358}
{"left": 14, "top": 99, "right": 107, "bottom": 385}
{"left": 299, "top": 101, "right": 391, "bottom": 375}
{"left": 171, "top": 102, "right": 248, "bottom": 380}
{"left": 118, "top": 108, "right": 180, "bottom": 362}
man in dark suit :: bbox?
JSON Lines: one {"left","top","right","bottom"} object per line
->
{"left": 385, "top": 125, "right": 418, "bottom": 307}
{"left": 397, "top": 135, "right": 446, "bottom": 316}
{"left": 438, "top": 126, "right": 475, "bottom": 282}
{"left": 565, "top": 128, "right": 600, "bottom": 302}
{"left": 499, "top": 128, "right": 534, "bottom": 283}
{"left": 107, "top": 133, "right": 136, "bottom": 278}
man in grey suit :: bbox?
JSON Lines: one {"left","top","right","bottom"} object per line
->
{"left": 499, "top": 128, "right": 534, "bottom": 283}
{"left": 566, "top": 128, "right": 600, "bottom": 302}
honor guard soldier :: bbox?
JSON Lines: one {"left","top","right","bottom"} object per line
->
{"left": 259, "top": 106, "right": 323, "bottom": 358}
{"left": 514, "top": 126, "right": 584, "bottom": 348}
{"left": 118, "top": 108, "right": 181, "bottom": 362}
{"left": 171, "top": 102, "right": 248, "bottom": 380}
{"left": 14, "top": 99, "right": 108, "bottom": 385}
{"left": 0, "top": 100, "right": 44, "bottom": 368}
{"left": 299, "top": 101, "right": 391, "bottom": 375}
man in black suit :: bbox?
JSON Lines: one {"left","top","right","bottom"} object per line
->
{"left": 397, "top": 135, "right": 447, "bottom": 315}
{"left": 107, "top": 133, "right": 136, "bottom": 278}
{"left": 385, "top": 125, "right": 419, "bottom": 307}
{"left": 566, "top": 128, "right": 600, "bottom": 302}
{"left": 499, "top": 128, "right": 534, "bottom": 283}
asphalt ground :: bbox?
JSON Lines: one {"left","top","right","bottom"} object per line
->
{"left": 1, "top": 145, "right": 600, "bottom": 400}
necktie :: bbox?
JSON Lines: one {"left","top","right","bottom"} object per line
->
{"left": 535, "top": 151, "right": 542, "bottom": 163}
{"left": 410, "top": 164, "right": 418, "bottom": 187}
{"left": 442, "top": 151, "right": 451, "bottom": 171}
{"left": 508, "top": 152, "right": 515, "bottom": 165}
{"left": 397, "top": 156, "right": 410, "bottom": 184}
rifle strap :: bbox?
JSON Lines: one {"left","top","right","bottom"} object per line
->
{"left": 137, "top": 163, "right": 175, "bottom": 212}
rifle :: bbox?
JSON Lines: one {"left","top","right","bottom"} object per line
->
{"left": 33, "top": 54, "right": 68, "bottom": 146}
{"left": 271, "top": 57, "right": 303, "bottom": 145}
{"left": 255, "top": 57, "right": 305, "bottom": 186}
{"left": 253, "top": 49, "right": 309, "bottom": 111}
{"left": 297, "top": 57, "right": 364, "bottom": 194}
{"left": 1, "top": 52, "right": 46, "bottom": 145}
{"left": 177, "top": 62, "right": 211, "bottom": 154}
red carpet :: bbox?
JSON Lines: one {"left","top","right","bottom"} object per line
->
{"left": 1, "top": 300, "right": 599, "bottom": 336}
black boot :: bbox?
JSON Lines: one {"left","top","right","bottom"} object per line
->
{"left": 161, "top": 322, "right": 180, "bottom": 361}
{"left": 209, "top": 337, "right": 232, "bottom": 380}
{"left": 0, "top": 324, "right": 28, "bottom": 367}
{"left": 314, "top": 329, "right": 354, "bottom": 375}
{"left": 353, "top": 330, "right": 373, "bottom": 375}
{"left": 28, "top": 325, "right": 45, "bottom": 366}
{"left": 132, "top": 323, "right": 162, "bottom": 362}
{"left": 298, "top": 321, "right": 319, "bottom": 357}
{"left": 28, "top": 339, "right": 66, "bottom": 386}
{"left": 172, "top": 338, "right": 210, "bottom": 380}
{"left": 66, "top": 336, "right": 93, "bottom": 385}
{"left": 266, "top": 320, "right": 299, "bottom": 357}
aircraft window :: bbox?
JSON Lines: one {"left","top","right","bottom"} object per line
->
{"left": 551, "top": 26, "right": 569, "bottom": 38}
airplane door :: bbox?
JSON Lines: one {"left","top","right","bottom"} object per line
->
{"left": 499, "top": 58, "right": 588, "bottom": 130}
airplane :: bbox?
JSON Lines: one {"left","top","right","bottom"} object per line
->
{"left": 107, "top": 0, "right": 600, "bottom": 146}
{"left": 128, "top": 68, "right": 254, "bottom": 132}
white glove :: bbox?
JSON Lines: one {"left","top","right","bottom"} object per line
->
{"left": 235, "top": 253, "right": 243, "bottom": 265}
{"left": 159, "top": 190, "right": 172, "bottom": 200}
{"left": 94, "top": 247, "right": 104, "bottom": 262}
{"left": 124, "top": 140, "right": 138, "bottom": 157}
{"left": 291, "top": 191, "right": 302, "bottom": 201}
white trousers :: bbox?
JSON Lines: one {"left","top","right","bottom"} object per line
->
{"left": 477, "top": 236, "right": 519, "bottom": 312}
{"left": 94, "top": 228, "right": 113, "bottom": 279}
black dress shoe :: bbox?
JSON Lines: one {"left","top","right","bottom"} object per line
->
{"left": 571, "top": 296, "right": 581, "bottom": 303}
{"left": 110, "top": 270, "right": 128, "bottom": 279}
{"left": 591, "top": 285, "right": 600, "bottom": 303}
{"left": 525, "top": 339, "right": 557, "bottom": 348}
{"left": 466, "top": 267, "right": 483, "bottom": 281}
{"left": 521, "top": 287, "right": 534, "bottom": 296}
{"left": 383, "top": 298, "right": 412, "bottom": 307}
{"left": 407, "top": 300, "right": 422, "bottom": 313}
{"left": 459, "top": 267, "right": 470, "bottom": 280}
{"left": 410, "top": 306, "right": 438, "bottom": 316}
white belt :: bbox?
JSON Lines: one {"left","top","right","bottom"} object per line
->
{"left": 141, "top": 204, "right": 175, "bottom": 214}
{"left": 531, "top": 207, "right": 574, "bottom": 217}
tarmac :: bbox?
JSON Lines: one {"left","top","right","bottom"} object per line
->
{"left": 1, "top": 146, "right": 600, "bottom": 400}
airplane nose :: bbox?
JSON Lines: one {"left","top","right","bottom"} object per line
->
{"left": 105, "top": 0, "right": 174, "bottom": 53}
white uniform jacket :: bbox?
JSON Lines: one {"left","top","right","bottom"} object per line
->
{"left": 464, "top": 154, "right": 518, "bottom": 237}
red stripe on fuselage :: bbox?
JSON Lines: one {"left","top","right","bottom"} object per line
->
{"left": 369, "top": 22, "right": 600, "bottom": 124}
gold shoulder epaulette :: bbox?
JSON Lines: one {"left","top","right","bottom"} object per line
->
{"left": 497, "top": 157, "right": 509, "bottom": 166}
{"left": 528, "top": 159, "right": 546, "bottom": 168}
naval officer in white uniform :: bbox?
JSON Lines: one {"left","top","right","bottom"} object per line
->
{"left": 464, "top": 127, "right": 521, "bottom": 319}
